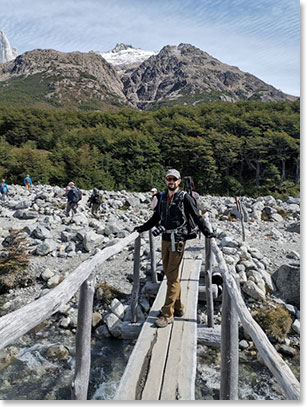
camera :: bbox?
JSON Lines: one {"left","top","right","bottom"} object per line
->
{"left": 152, "top": 225, "right": 165, "bottom": 237}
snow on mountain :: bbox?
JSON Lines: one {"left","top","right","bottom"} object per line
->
{"left": 0, "top": 31, "right": 18, "bottom": 63}
{"left": 97, "top": 43, "right": 157, "bottom": 67}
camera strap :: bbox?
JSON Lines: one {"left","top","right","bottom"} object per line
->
{"left": 165, "top": 229, "right": 178, "bottom": 252}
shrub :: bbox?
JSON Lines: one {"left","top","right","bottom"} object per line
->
{"left": 252, "top": 304, "right": 292, "bottom": 342}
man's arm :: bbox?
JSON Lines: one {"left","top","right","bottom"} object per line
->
{"left": 184, "top": 194, "right": 216, "bottom": 238}
{"left": 134, "top": 210, "right": 160, "bottom": 233}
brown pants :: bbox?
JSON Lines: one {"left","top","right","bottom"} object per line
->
{"left": 161, "top": 240, "right": 186, "bottom": 318}
{"left": 65, "top": 202, "right": 77, "bottom": 217}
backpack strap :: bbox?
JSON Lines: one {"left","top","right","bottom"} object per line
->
{"left": 157, "top": 191, "right": 166, "bottom": 216}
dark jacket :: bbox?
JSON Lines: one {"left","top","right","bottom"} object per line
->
{"left": 138, "top": 189, "right": 212, "bottom": 241}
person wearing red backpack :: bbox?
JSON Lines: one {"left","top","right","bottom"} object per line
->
{"left": 134, "top": 169, "right": 216, "bottom": 328}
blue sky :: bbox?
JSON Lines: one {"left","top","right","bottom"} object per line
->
{"left": 0, "top": 0, "right": 301, "bottom": 96}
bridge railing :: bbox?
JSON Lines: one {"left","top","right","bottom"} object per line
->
{"left": 0, "top": 231, "right": 141, "bottom": 400}
{"left": 203, "top": 214, "right": 300, "bottom": 400}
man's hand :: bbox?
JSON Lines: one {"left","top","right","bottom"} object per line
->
{"left": 206, "top": 232, "right": 216, "bottom": 239}
{"left": 133, "top": 226, "right": 142, "bottom": 233}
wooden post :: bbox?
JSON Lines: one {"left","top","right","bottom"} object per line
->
{"left": 220, "top": 278, "right": 239, "bottom": 400}
{"left": 235, "top": 196, "right": 246, "bottom": 242}
{"left": 205, "top": 236, "right": 214, "bottom": 327}
{"left": 149, "top": 230, "right": 157, "bottom": 283}
{"left": 71, "top": 271, "right": 96, "bottom": 400}
{"left": 131, "top": 235, "right": 141, "bottom": 323}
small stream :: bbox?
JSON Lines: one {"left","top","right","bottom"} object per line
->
{"left": 0, "top": 327, "right": 299, "bottom": 400}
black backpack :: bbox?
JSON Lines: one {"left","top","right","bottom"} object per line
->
{"left": 69, "top": 188, "right": 82, "bottom": 203}
{"left": 158, "top": 189, "right": 199, "bottom": 240}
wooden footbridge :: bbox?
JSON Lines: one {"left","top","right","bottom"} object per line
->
{"left": 0, "top": 216, "right": 300, "bottom": 400}
{"left": 116, "top": 250, "right": 202, "bottom": 400}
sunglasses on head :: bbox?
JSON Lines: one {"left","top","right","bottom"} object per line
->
{"left": 166, "top": 177, "right": 178, "bottom": 181}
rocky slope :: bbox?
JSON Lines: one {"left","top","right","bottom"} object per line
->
{"left": 122, "top": 43, "right": 296, "bottom": 109}
{"left": 0, "top": 185, "right": 300, "bottom": 399}
{"left": 0, "top": 49, "right": 127, "bottom": 110}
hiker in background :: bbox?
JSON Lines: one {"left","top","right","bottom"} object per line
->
{"left": 0, "top": 179, "right": 9, "bottom": 201}
{"left": 24, "top": 174, "right": 32, "bottom": 192}
{"left": 88, "top": 187, "right": 104, "bottom": 218}
{"left": 150, "top": 187, "right": 160, "bottom": 210}
{"left": 134, "top": 169, "right": 216, "bottom": 328}
{"left": 65, "top": 181, "right": 80, "bottom": 218}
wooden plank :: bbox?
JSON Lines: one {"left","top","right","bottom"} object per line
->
{"left": 141, "top": 324, "right": 172, "bottom": 400}
{"left": 115, "top": 278, "right": 168, "bottom": 400}
{"left": 0, "top": 232, "right": 139, "bottom": 351}
{"left": 159, "top": 255, "right": 202, "bottom": 400}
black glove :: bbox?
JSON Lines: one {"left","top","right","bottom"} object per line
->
{"left": 134, "top": 226, "right": 143, "bottom": 233}
{"left": 206, "top": 232, "right": 216, "bottom": 238}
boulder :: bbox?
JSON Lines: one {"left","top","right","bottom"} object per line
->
{"left": 286, "top": 222, "right": 300, "bottom": 234}
{"left": 104, "top": 312, "right": 122, "bottom": 337}
{"left": 272, "top": 263, "right": 300, "bottom": 308}
{"left": 35, "top": 239, "right": 57, "bottom": 256}
{"left": 242, "top": 280, "right": 266, "bottom": 300}
{"left": 83, "top": 231, "right": 105, "bottom": 252}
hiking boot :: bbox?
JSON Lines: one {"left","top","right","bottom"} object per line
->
{"left": 174, "top": 309, "right": 184, "bottom": 317}
{"left": 155, "top": 315, "right": 174, "bottom": 328}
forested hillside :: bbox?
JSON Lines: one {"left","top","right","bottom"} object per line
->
{"left": 0, "top": 100, "right": 299, "bottom": 198}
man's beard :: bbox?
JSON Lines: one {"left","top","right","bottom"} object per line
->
{"left": 167, "top": 185, "right": 177, "bottom": 191}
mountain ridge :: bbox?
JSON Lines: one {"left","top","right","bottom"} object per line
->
{"left": 0, "top": 43, "right": 297, "bottom": 111}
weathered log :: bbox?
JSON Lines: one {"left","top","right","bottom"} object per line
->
{"left": 205, "top": 236, "right": 214, "bottom": 327}
{"left": 0, "top": 232, "right": 139, "bottom": 351}
{"left": 197, "top": 324, "right": 221, "bottom": 347}
{"left": 131, "top": 235, "right": 141, "bottom": 323}
{"left": 149, "top": 230, "right": 158, "bottom": 283}
{"left": 210, "top": 238, "right": 300, "bottom": 400}
{"left": 71, "top": 271, "right": 96, "bottom": 400}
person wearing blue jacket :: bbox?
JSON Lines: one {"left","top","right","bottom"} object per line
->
{"left": 24, "top": 174, "right": 32, "bottom": 191}
{"left": 0, "top": 179, "right": 9, "bottom": 201}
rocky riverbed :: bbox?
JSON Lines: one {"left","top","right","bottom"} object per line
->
{"left": 0, "top": 185, "right": 300, "bottom": 399}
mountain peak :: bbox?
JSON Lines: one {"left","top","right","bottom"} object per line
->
{"left": 112, "top": 43, "right": 134, "bottom": 53}
{"left": 97, "top": 44, "right": 157, "bottom": 68}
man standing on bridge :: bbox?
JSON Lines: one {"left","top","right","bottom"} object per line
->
{"left": 134, "top": 169, "right": 216, "bottom": 328}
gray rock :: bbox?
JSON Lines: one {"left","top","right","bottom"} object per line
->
{"left": 110, "top": 298, "right": 125, "bottom": 319}
{"left": 220, "top": 236, "right": 240, "bottom": 248}
{"left": 14, "top": 200, "right": 32, "bottom": 210}
{"left": 46, "top": 345, "right": 70, "bottom": 361}
{"left": 13, "top": 209, "right": 38, "bottom": 219}
{"left": 32, "top": 225, "right": 53, "bottom": 240}
{"left": 83, "top": 231, "right": 105, "bottom": 252}
{"left": 242, "top": 280, "right": 266, "bottom": 300}
{"left": 47, "top": 274, "right": 61, "bottom": 288}
{"left": 286, "top": 222, "right": 300, "bottom": 234}
{"left": 35, "top": 239, "right": 57, "bottom": 256}
{"left": 104, "top": 312, "right": 122, "bottom": 337}
{"left": 272, "top": 263, "right": 300, "bottom": 308}
{"left": 292, "top": 319, "right": 300, "bottom": 334}
{"left": 125, "top": 196, "right": 141, "bottom": 208}
{"left": 270, "top": 213, "right": 284, "bottom": 222}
